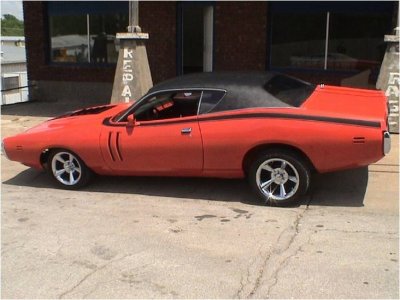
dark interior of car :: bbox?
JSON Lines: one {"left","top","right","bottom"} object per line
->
{"left": 135, "top": 92, "right": 200, "bottom": 121}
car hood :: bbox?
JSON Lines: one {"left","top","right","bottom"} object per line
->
{"left": 23, "top": 103, "right": 131, "bottom": 134}
{"left": 53, "top": 104, "right": 118, "bottom": 119}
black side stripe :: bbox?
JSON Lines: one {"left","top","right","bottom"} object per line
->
{"left": 103, "top": 113, "right": 381, "bottom": 128}
{"left": 201, "top": 113, "right": 381, "bottom": 128}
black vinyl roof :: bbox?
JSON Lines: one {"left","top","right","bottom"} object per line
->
{"left": 149, "top": 72, "right": 275, "bottom": 91}
{"left": 148, "top": 72, "right": 315, "bottom": 109}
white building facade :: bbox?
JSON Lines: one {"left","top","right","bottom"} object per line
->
{"left": 1, "top": 36, "right": 29, "bottom": 105}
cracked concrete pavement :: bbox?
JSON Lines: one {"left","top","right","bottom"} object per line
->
{"left": 1, "top": 101, "right": 399, "bottom": 299}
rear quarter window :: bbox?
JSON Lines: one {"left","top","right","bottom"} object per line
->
{"left": 263, "top": 75, "right": 315, "bottom": 107}
{"left": 199, "top": 90, "right": 226, "bottom": 114}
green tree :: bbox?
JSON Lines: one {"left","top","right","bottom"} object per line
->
{"left": 1, "top": 14, "right": 24, "bottom": 36}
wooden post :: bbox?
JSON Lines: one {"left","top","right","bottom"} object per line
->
{"left": 110, "top": 1, "right": 153, "bottom": 104}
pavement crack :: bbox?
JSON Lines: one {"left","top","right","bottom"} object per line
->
{"left": 81, "top": 278, "right": 117, "bottom": 299}
{"left": 58, "top": 254, "right": 132, "bottom": 299}
{"left": 266, "top": 232, "right": 313, "bottom": 298}
{"left": 234, "top": 244, "right": 264, "bottom": 299}
{"left": 246, "top": 206, "right": 309, "bottom": 298}
{"left": 235, "top": 271, "right": 246, "bottom": 298}
{"left": 247, "top": 251, "right": 273, "bottom": 298}
{"left": 1, "top": 242, "right": 26, "bottom": 256}
{"left": 318, "top": 228, "right": 398, "bottom": 235}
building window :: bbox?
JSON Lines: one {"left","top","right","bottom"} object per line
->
{"left": 271, "top": 12, "right": 326, "bottom": 69}
{"left": 269, "top": 2, "right": 394, "bottom": 75}
{"left": 177, "top": 2, "right": 214, "bottom": 75}
{"left": 47, "top": 1, "right": 128, "bottom": 64}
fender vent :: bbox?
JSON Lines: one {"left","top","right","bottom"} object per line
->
{"left": 353, "top": 137, "right": 365, "bottom": 144}
{"left": 115, "top": 132, "right": 123, "bottom": 161}
{"left": 107, "top": 132, "right": 115, "bottom": 161}
{"left": 107, "top": 132, "right": 123, "bottom": 161}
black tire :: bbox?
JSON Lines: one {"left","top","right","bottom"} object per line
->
{"left": 47, "top": 149, "right": 92, "bottom": 189}
{"left": 248, "top": 150, "right": 310, "bottom": 206}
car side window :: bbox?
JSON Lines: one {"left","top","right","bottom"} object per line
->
{"left": 134, "top": 91, "right": 201, "bottom": 122}
{"left": 198, "top": 90, "right": 226, "bottom": 114}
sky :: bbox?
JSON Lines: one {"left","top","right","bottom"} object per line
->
{"left": 1, "top": 0, "right": 23, "bottom": 20}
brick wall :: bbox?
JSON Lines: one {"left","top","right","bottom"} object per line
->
{"left": 23, "top": 1, "right": 269, "bottom": 86}
{"left": 140, "top": 1, "right": 177, "bottom": 83}
{"left": 23, "top": 1, "right": 176, "bottom": 85}
{"left": 214, "top": 2, "right": 268, "bottom": 71}
{"left": 23, "top": 1, "right": 50, "bottom": 83}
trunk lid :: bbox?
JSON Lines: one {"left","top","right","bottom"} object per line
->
{"left": 302, "top": 85, "right": 388, "bottom": 129}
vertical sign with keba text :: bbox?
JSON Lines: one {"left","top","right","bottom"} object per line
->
{"left": 110, "top": 33, "right": 153, "bottom": 104}
{"left": 377, "top": 28, "right": 399, "bottom": 133}
{"left": 385, "top": 72, "right": 399, "bottom": 132}
{"left": 121, "top": 48, "right": 134, "bottom": 102}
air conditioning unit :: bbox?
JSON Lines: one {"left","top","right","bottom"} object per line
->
{"left": 1, "top": 72, "right": 29, "bottom": 105}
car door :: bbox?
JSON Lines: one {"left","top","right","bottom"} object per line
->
{"left": 196, "top": 89, "right": 248, "bottom": 176}
{"left": 100, "top": 90, "right": 203, "bottom": 176}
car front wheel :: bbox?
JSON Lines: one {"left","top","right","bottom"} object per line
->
{"left": 48, "top": 150, "right": 92, "bottom": 189}
{"left": 248, "top": 150, "right": 310, "bottom": 206}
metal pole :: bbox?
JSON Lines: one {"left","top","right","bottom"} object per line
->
{"left": 128, "top": 1, "right": 140, "bottom": 33}
{"left": 86, "top": 14, "right": 91, "bottom": 63}
{"left": 324, "top": 11, "right": 330, "bottom": 70}
{"left": 203, "top": 6, "right": 213, "bottom": 72}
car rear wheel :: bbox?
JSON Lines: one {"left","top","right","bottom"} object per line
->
{"left": 248, "top": 150, "right": 310, "bottom": 206}
{"left": 48, "top": 150, "right": 92, "bottom": 189}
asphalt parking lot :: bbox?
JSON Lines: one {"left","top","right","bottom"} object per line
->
{"left": 1, "top": 100, "right": 399, "bottom": 299}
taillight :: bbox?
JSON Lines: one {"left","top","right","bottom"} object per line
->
{"left": 383, "top": 131, "right": 391, "bottom": 155}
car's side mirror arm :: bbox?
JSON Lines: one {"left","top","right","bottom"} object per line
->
{"left": 127, "top": 114, "right": 136, "bottom": 128}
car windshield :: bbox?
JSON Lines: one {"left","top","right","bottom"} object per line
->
{"left": 112, "top": 107, "right": 130, "bottom": 122}
{"left": 263, "top": 74, "right": 316, "bottom": 107}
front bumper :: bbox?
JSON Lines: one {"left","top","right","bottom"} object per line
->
{"left": 383, "top": 131, "right": 391, "bottom": 155}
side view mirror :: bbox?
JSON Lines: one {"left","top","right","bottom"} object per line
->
{"left": 127, "top": 114, "right": 135, "bottom": 127}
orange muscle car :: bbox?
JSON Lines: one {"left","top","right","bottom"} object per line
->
{"left": 2, "top": 72, "right": 391, "bottom": 206}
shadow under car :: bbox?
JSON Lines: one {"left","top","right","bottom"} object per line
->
{"left": 2, "top": 167, "right": 368, "bottom": 207}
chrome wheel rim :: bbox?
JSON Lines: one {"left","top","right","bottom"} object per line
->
{"left": 51, "top": 152, "right": 82, "bottom": 186}
{"left": 256, "top": 158, "right": 300, "bottom": 201}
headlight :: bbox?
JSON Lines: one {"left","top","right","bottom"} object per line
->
{"left": 1, "top": 140, "right": 9, "bottom": 159}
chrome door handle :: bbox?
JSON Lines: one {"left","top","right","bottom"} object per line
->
{"left": 181, "top": 127, "right": 192, "bottom": 134}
